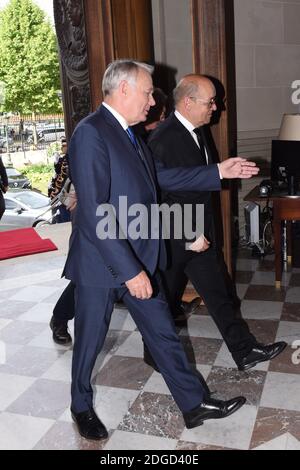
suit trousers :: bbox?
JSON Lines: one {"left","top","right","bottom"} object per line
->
{"left": 0, "top": 191, "right": 5, "bottom": 220}
{"left": 53, "top": 281, "right": 75, "bottom": 322}
{"left": 162, "top": 240, "right": 256, "bottom": 363}
{"left": 71, "top": 273, "right": 205, "bottom": 414}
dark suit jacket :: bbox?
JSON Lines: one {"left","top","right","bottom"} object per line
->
{"left": 63, "top": 105, "right": 221, "bottom": 287}
{"left": 0, "top": 157, "right": 8, "bottom": 192}
{"left": 148, "top": 113, "right": 216, "bottom": 242}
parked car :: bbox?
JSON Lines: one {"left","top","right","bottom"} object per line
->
{"left": 5, "top": 167, "right": 32, "bottom": 189}
{"left": 0, "top": 136, "right": 14, "bottom": 148}
{"left": 27, "top": 126, "right": 65, "bottom": 144}
{"left": 0, "top": 189, "right": 52, "bottom": 230}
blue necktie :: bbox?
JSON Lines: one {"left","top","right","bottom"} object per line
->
{"left": 126, "top": 127, "right": 156, "bottom": 189}
{"left": 126, "top": 127, "right": 139, "bottom": 152}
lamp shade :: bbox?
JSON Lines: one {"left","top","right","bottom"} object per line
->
{"left": 278, "top": 114, "right": 300, "bottom": 140}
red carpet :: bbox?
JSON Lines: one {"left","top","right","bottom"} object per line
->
{"left": 0, "top": 227, "right": 58, "bottom": 260}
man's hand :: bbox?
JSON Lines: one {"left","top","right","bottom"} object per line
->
{"left": 187, "top": 234, "right": 210, "bottom": 252}
{"left": 65, "top": 186, "right": 77, "bottom": 211}
{"left": 219, "top": 158, "right": 259, "bottom": 179}
{"left": 125, "top": 270, "right": 153, "bottom": 299}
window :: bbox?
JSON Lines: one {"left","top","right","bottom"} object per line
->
{"left": 4, "top": 199, "right": 19, "bottom": 210}
{"left": 14, "top": 192, "right": 49, "bottom": 209}
{"left": 5, "top": 168, "right": 22, "bottom": 177}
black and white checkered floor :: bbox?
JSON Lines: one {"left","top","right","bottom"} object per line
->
{"left": 0, "top": 245, "right": 300, "bottom": 450}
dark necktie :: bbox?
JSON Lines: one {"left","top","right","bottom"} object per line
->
{"left": 125, "top": 127, "right": 155, "bottom": 188}
{"left": 126, "top": 127, "right": 139, "bottom": 152}
{"left": 193, "top": 127, "right": 207, "bottom": 166}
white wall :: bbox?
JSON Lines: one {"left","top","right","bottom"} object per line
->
{"left": 151, "top": 0, "right": 193, "bottom": 82}
{"left": 235, "top": 0, "right": 300, "bottom": 133}
{"left": 234, "top": 0, "right": 300, "bottom": 234}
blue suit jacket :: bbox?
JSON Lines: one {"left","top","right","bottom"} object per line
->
{"left": 63, "top": 105, "right": 221, "bottom": 287}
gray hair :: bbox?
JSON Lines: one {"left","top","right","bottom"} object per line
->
{"left": 102, "top": 59, "right": 154, "bottom": 96}
{"left": 173, "top": 78, "right": 199, "bottom": 106}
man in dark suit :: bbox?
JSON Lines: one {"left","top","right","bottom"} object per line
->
{"left": 145, "top": 74, "right": 286, "bottom": 373}
{"left": 63, "top": 60, "right": 261, "bottom": 441}
{"left": 0, "top": 157, "right": 8, "bottom": 220}
{"left": 48, "top": 88, "right": 198, "bottom": 346}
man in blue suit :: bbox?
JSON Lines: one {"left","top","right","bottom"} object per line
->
{"left": 64, "top": 60, "right": 258, "bottom": 440}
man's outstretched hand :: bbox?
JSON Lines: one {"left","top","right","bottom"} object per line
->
{"left": 219, "top": 158, "right": 259, "bottom": 179}
{"left": 187, "top": 234, "right": 210, "bottom": 252}
{"left": 125, "top": 270, "right": 153, "bottom": 300}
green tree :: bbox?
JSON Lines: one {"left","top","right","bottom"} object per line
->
{"left": 0, "top": 0, "right": 62, "bottom": 114}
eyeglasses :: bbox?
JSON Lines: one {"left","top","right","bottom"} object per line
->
{"left": 189, "top": 96, "right": 217, "bottom": 108}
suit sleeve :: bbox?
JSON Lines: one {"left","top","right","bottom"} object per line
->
{"left": 69, "top": 123, "right": 143, "bottom": 284}
{"left": 155, "top": 159, "right": 221, "bottom": 192}
{"left": 149, "top": 137, "right": 221, "bottom": 192}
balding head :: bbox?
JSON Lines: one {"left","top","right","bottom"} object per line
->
{"left": 173, "top": 74, "right": 217, "bottom": 127}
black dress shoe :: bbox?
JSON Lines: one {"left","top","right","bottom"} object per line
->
{"left": 181, "top": 298, "right": 201, "bottom": 316}
{"left": 50, "top": 316, "right": 72, "bottom": 345}
{"left": 183, "top": 395, "right": 246, "bottom": 429}
{"left": 237, "top": 341, "right": 287, "bottom": 371}
{"left": 173, "top": 298, "right": 202, "bottom": 326}
{"left": 71, "top": 407, "right": 108, "bottom": 440}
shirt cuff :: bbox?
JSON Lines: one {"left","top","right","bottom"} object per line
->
{"left": 217, "top": 163, "right": 223, "bottom": 180}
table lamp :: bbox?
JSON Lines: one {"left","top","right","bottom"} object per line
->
{"left": 278, "top": 113, "right": 300, "bottom": 195}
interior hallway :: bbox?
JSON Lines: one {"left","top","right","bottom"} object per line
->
{"left": 0, "top": 224, "right": 300, "bottom": 450}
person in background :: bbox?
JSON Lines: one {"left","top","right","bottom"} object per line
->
{"left": 9, "top": 128, "right": 15, "bottom": 139}
{"left": 19, "top": 119, "right": 24, "bottom": 135}
{"left": 134, "top": 87, "right": 167, "bottom": 140}
{"left": 48, "top": 138, "right": 71, "bottom": 223}
{"left": 0, "top": 156, "right": 8, "bottom": 221}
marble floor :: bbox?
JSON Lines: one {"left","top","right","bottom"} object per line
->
{"left": 0, "top": 224, "right": 300, "bottom": 450}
